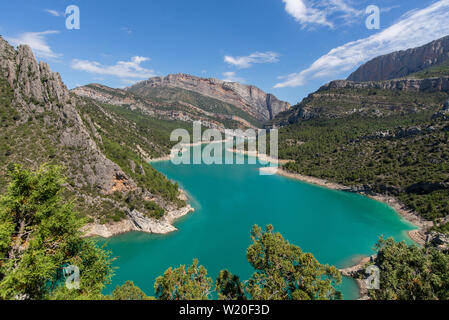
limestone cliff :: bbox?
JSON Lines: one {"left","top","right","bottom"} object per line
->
{"left": 348, "top": 35, "right": 449, "bottom": 82}
{"left": 127, "top": 73, "right": 290, "bottom": 121}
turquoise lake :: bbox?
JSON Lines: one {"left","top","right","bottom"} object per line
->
{"left": 100, "top": 148, "right": 416, "bottom": 300}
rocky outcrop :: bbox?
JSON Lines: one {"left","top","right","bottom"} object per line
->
{"left": 127, "top": 73, "right": 290, "bottom": 121}
{"left": 348, "top": 35, "right": 449, "bottom": 81}
{"left": 82, "top": 205, "right": 194, "bottom": 238}
{"left": 426, "top": 232, "right": 449, "bottom": 250}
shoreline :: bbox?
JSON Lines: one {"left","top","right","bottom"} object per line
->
{"left": 227, "top": 148, "right": 292, "bottom": 165}
{"left": 260, "top": 167, "right": 431, "bottom": 244}
{"left": 148, "top": 139, "right": 232, "bottom": 163}
{"left": 114, "top": 146, "right": 431, "bottom": 299}
{"left": 82, "top": 189, "right": 195, "bottom": 238}
{"left": 339, "top": 255, "right": 374, "bottom": 300}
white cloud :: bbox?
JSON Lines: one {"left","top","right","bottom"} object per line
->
{"left": 6, "top": 30, "right": 61, "bottom": 59}
{"left": 282, "top": 0, "right": 331, "bottom": 27}
{"left": 44, "top": 9, "right": 61, "bottom": 17}
{"left": 222, "top": 72, "right": 245, "bottom": 83}
{"left": 275, "top": 0, "right": 449, "bottom": 88}
{"left": 282, "top": 0, "right": 362, "bottom": 28}
{"left": 71, "top": 56, "right": 155, "bottom": 79}
{"left": 224, "top": 52, "right": 280, "bottom": 69}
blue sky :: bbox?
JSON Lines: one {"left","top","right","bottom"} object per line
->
{"left": 1, "top": 0, "right": 449, "bottom": 104}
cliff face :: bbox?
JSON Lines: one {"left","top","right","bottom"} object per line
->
{"left": 348, "top": 35, "right": 449, "bottom": 82}
{"left": 127, "top": 73, "right": 290, "bottom": 121}
{"left": 0, "top": 37, "right": 192, "bottom": 237}
{"left": 0, "top": 38, "right": 123, "bottom": 193}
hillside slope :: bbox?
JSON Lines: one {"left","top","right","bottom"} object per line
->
{"left": 73, "top": 83, "right": 261, "bottom": 129}
{"left": 127, "top": 73, "right": 290, "bottom": 121}
{"left": 348, "top": 35, "right": 449, "bottom": 82}
{"left": 0, "top": 37, "right": 192, "bottom": 238}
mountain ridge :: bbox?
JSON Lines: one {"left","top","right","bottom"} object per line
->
{"left": 73, "top": 82, "right": 261, "bottom": 129}
{"left": 348, "top": 35, "right": 449, "bottom": 82}
{"left": 127, "top": 73, "right": 290, "bottom": 121}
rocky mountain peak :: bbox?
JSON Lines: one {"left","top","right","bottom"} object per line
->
{"left": 0, "top": 37, "right": 70, "bottom": 107}
{"left": 348, "top": 35, "right": 449, "bottom": 82}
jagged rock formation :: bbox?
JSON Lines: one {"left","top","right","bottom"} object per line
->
{"left": 0, "top": 40, "right": 121, "bottom": 193}
{"left": 348, "top": 35, "right": 449, "bottom": 82}
{"left": 127, "top": 73, "right": 290, "bottom": 121}
{"left": 0, "top": 36, "right": 193, "bottom": 238}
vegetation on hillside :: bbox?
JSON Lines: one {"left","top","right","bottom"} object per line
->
{"left": 277, "top": 87, "right": 449, "bottom": 221}
{"left": 126, "top": 85, "right": 262, "bottom": 128}
{"left": 0, "top": 75, "right": 185, "bottom": 225}
{"left": 406, "top": 59, "right": 449, "bottom": 79}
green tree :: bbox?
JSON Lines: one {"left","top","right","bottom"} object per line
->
{"left": 154, "top": 259, "right": 213, "bottom": 300}
{"left": 0, "top": 164, "right": 113, "bottom": 300}
{"left": 110, "top": 281, "right": 153, "bottom": 300}
{"left": 245, "top": 225, "right": 342, "bottom": 300}
{"left": 369, "top": 237, "right": 449, "bottom": 300}
{"left": 215, "top": 269, "right": 246, "bottom": 300}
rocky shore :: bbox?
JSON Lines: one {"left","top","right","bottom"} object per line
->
{"left": 82, "top": 204, "right": 194, "bottom": 238}
{"left": 82, "top": 190, "right": 195, "bottom": 238}
{"left": 339, "top": 256, "right": 375, "bottom": 300}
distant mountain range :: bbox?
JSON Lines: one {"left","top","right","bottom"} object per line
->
{"left": 73, "top": 74, "right": 290, "bottom": 131}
